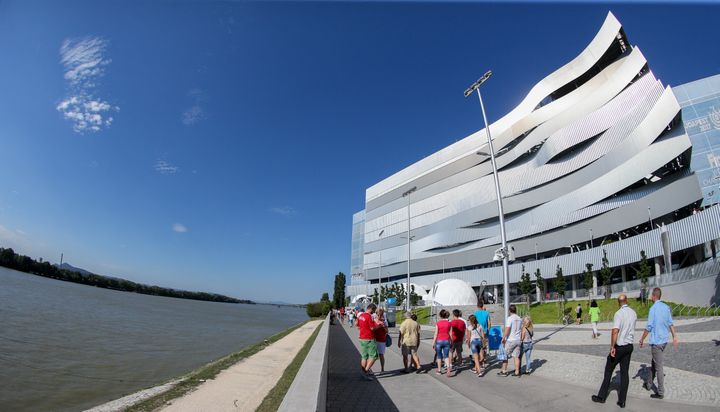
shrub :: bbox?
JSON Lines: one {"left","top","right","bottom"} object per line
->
{"left": 306, "top": 301, "right": 331, "bottom": 318}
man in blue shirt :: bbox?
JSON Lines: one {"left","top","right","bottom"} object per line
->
{"left": 639, "top": 287, "right": 679, "bottom": 400}
{"left": 474, "top": 299, "right": 491, "bottom": 369}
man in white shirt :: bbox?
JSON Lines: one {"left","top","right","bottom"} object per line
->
{"left": 592, "top": 294, "right": 637, "bottom": 408}
{"left": 498, "top": 304, "right": 523, "bottom": 377}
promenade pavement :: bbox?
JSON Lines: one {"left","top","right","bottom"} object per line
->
{"left": 330, "top": 316, "right": 719, "bottom": 411}
{"left": 161, "top": 320, "right": 322, "bottom": 412}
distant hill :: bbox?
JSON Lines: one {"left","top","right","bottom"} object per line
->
{"left": 54, "top": 262, "right": 93, "bottom": 277}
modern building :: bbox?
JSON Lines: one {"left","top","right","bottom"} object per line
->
{"left": 348, "top": 12, "right": 720, "bottom": 307}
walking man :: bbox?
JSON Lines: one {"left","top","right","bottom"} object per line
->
{"left": 498, "top": 304, "right": 523, "bottom": 377}
{"left": 450, "top": 309, "right": 467, "bottom": 366}
{"left": 474, "top": 300, "right": 491, "bottom": 368}
{"left": 357, "top": 303, "right": 379, "bottom": 380}
{"left": 398, "top": 312, "right": 421, "bottom": 372}
{"left": 639, "top": 287, "right": 679, "bottom": 399}
{"left": 592, "top": 294, "right": 637, "bottom": 408}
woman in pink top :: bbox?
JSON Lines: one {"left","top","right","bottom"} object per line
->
{"left": 432, "top": 309, "right": 454, "bottom": 377}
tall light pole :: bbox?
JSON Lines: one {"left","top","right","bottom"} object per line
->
{"left": 378, "top": 229, "right": 384, "bottom": 300}
{"left": 402, "top": 186, "right": 417, "bottom": 311}
{"left": 465, "top": 70, "right": 511, "bottom": 323}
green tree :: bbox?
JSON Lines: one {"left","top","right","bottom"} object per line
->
{"left": 554, "top": 265, "right": 567, "bottom": 317}
{"left": 332, "top": 272, "right": 346, "bottom": 309}
{"left": 582, "top": 263, "right": 594, "bottom": 308}
{"left": 372, "top": 289, "right": 379, "bottom": 304}
{"left": 410, "top": 284, "right": 420, "bottom": 306}
{"left": 638, "top": 250, "right": 652, "bottom": 305}
{"left": 599, "top": 250, "right": 613, "bottom": 299}
{"left": 534, "top": 268, "right": 544, "bottom": 302}
{"left": 518, "top": 264, "right": 533, "bottom": 309}
{"left": 321, "top": 292, "right": 330, "bottom": 302}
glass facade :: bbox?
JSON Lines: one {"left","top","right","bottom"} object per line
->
{"left": 350, "top": 210, "right": 365, "bottom": 284}
{"left": 674, "top": 74, "right": 720, "bottom": 206}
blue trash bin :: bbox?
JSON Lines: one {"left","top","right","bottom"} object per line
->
{"left": 488, "top": 325, "right": 503, "bottom": 351}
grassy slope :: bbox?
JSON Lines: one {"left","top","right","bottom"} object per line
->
{"left": 518, "top": 298, "right": 705, "bottom": 324}
{"left": 255, "top": 322, "right": 323, "bottom": 412}
{"left": 396, "top": 306, "right": 432, "bottom": 325}
{"left": 125, "top": 320, "right": 313, "bottom": 412}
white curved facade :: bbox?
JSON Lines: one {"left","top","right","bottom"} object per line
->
{"left": 349, "top": 12, "right": 720, "bottom": 302}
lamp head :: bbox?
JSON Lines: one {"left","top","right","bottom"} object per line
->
{"left": 464, "top": 70, "right": 493, "bottom": 98}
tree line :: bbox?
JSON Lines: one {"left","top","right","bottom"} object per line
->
{"left": 517, "top": 249, "right": 653, "bottom": 317}
{"left": 0, "top": 247, "right": 254, "bottom": 304}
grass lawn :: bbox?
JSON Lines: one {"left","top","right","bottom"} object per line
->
{"left": 126, "top": 320, "right": 313, "bottom": 412}
{"left": 396, "top": 306, "right": 432, "bottom": 325}
{"left": 517, "top": 298, "right": 704, "bottom": 324}
{"left": 256, "top": 321, "right": 323, "bottom": 412}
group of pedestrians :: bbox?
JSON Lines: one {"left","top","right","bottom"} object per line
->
{"left": 591, "top": 288, "right": 679, "bottom": 408}
{"left": 497, "top": 304, "right": 534, "bottom": 377}
{"left": 351, "top": 286, "right": 679, "bottom": 409}
{"left": 355, "top": 303, "right": 392, "bottom": 380}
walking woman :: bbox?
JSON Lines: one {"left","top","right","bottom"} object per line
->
{"left": 520, "top": 315, "right": 535, "bottom": 374}
{"left": 374, "top": 308, "right": 389, "bottom": 372}
{"left": 432, "top": 309, "right": 454, "bottom": 377}
{"left": 590, "top": 300, "right": 600, "bottom": 339}
{"left": 466, "top": 314, "right": 486, "bottom": 377}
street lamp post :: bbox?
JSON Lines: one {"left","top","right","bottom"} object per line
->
{"left": 402, "top": 186, "right": 417, "bottom": 311}
{"left": 465, "top": 70, "right": 511, "bottom": 323}
{"left": 378, "top": 229, "right": 384, "bottom": 301}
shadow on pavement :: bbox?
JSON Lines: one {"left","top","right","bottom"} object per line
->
{"left": 326, "top": 324, "right": 399, "bottom": 412}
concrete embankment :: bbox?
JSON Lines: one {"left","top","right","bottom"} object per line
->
{"left": 85, "top": 320, "right": 322, "bottom": 412}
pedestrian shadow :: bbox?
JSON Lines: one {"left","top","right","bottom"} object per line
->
{"left": 327, "top": 325, "right": 399, "bottom": 412}
{"left": 633, "top": 364, "right": 652, "bottom": 389}
{"left": 534, "top": 325, "right": 569, "bottom": 344}
{"left": 713, "top": 339, "right": 720, "bottom": 347}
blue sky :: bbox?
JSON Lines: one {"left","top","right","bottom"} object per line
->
{"left": 0, "top": 1, "right": 718, "bottom": 303}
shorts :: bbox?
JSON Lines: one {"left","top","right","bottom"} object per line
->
{"left": 401, "top": 344, "right": 418, "bottom": 356}
{"left": 470, "top": 338, "right": 482, "bottom": 354}
{"left": 376, "top": 342, "right": 386, "bottom": 355}
{"left": 360, "top": 339, "right": 378, "bottom": 360}
{"left": 452, "top": 341, "right": 464, "bottom": 354}
{"left": 506, "top": 340, "right": 522, "bottom": 358}
{"left": 435, "top": 340, "right": 450, "bottom": 360}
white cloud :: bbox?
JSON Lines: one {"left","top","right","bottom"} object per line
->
{"left": 154, "top": 159, "right": 180, "bottom": 175}
{"left": 57, "top": 36, "right": 118, "bottom": 134}
{"left": 172, "top": 223, "right": 188, "bottom": 233}
{"left": 181, "top": 89, "right": 207, "bottom": 126}
{"left": 270, "top": 206, "right": 297, "bottom": 216}
{"left": 182, "top": 105, "right": 205, "bottom": 125}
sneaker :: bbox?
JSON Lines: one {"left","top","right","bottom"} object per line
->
{"left": 650, "top": 394, "right": 664, "bottom": 399}
{"left": 497, "top": 371, "right": 510, "bottom": 377}
{"left": 525, "top": 369, "right": 533, "bottom": 375}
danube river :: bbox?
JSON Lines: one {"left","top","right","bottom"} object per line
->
{"left": 0, "top": 266, "right": 308, "bottom": 411}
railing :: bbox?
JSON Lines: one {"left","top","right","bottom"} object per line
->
{"left": 609, "top": 259, "right": 720, "bottom": 294}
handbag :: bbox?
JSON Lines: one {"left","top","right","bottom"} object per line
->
{"left": 496, "top": 343, "right": 507, "bottom": 361}
{"left": 385, "top": 334, "right": 392, "bottom": 347}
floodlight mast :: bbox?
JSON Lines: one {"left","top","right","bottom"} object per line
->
{"left": 402, "top": 186, "right": 417, "bottom": 311}
{"left": 464, "top": 69, "right": 510, "bottom": 324}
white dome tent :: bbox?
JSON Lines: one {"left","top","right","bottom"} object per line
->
{"left": 429, "top": 279, "right": 478, "bottom": 307}
{"left": 350, "top": 294, "right": 371, "bottom": 306}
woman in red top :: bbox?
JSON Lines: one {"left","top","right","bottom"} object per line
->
{"left": 432, "top": 309, "right": 454, "bottom": 377}
{"left": 374, "top": 308, "right": 389, "bottom": 372}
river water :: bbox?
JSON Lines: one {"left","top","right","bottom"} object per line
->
{"left": 0, "top": 266, "right": 308, "bottom": 411}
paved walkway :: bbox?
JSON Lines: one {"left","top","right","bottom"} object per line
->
{"left": 330, "top": 317, "right": 719, "bottom": 411}
{"left": 161, "top": 320, "right": 322, "bottom": 412}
